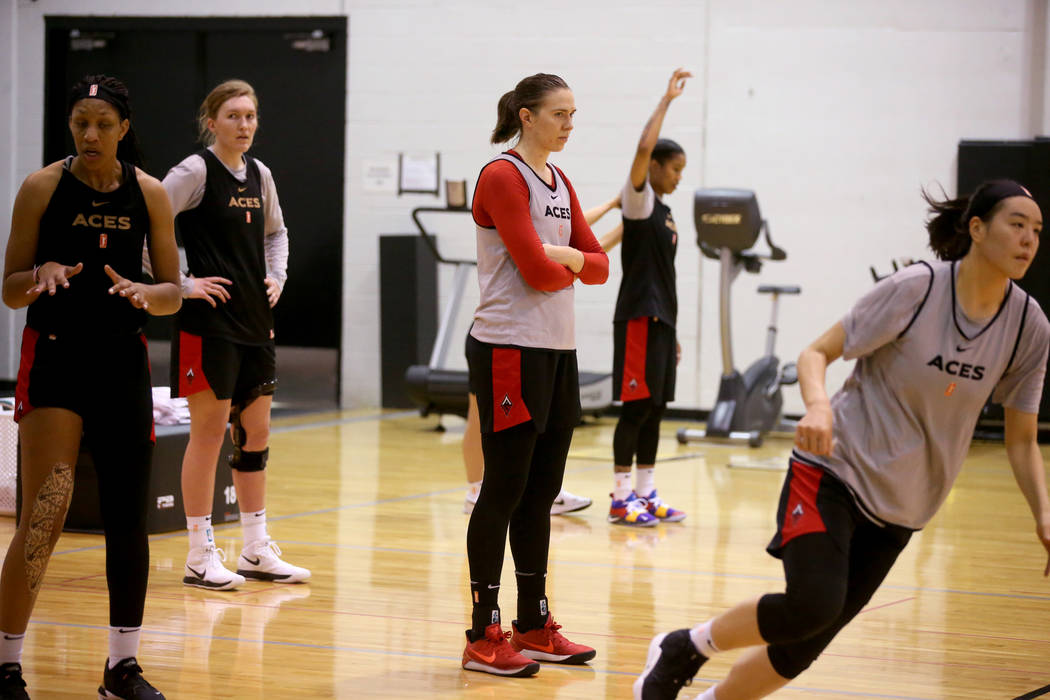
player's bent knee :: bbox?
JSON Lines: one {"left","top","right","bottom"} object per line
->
{"left": 767, "top": 644, "right": 819, "bottom": 680}
{"left": 230, "top": 447, "right": 268, "bottom": 472}
{"left": 23, "top": 462, "right": 75, "bottom": 593}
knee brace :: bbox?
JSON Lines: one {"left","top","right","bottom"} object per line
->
{"left": 228, "top": 400, "right": 268, "bottom": 472}
{"left": 24, "top": 462, "right": 75, "bottom": 593}
{"left": 230, "top": 447, "right": 268, "bottom": 472}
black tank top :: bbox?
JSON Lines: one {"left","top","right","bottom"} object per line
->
{"left": 28, "top": 158, "right": 149, "bottom": 336}
{"left": 175, "top": 149, "right": 271, "bottom": 344}
{"left": 613, "top": 197, "right": 678, "bottom": 328}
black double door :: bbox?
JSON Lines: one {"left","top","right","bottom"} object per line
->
{"left": 958, "top": 137, "right": 1050, "bottom": 422}
{"left": 45, "top": 16, "right": 346, "bottom": 351}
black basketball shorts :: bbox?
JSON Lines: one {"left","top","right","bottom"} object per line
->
{"left": 613, "top": 316, "right": 676, "bottom": 405}
{"left": 171, "top": 331, "right": 276, "bottom": 405}
{"left": 14, "top": 326, "right": 154, "bottom": 444}
{"left": 465, "top": 333, "right": 581, "bottom": 435}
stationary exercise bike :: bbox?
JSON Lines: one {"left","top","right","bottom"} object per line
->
{"left": 677, "top": 189, "right": 800, "bottom": 448}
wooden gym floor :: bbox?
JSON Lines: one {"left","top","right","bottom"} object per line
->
{"left": 7, "top": 409, "right": 1050, "bottom": 698}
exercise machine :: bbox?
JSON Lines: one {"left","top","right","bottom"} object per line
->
{"left": 677, "top": 189, "right": 799, "bottom": 448}
{"left": 403, "top": 207, "right": 613, "bottom": 420}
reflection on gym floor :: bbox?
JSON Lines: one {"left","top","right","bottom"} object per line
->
{"left": 4, "top": 411, "right": 1049, "bottom": 698}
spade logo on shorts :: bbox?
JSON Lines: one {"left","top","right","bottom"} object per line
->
{"left": 501, "top": 393, "right": 513, "bottom": 416}
{"left": 186, "top": 368, "right": 195, "bottom": 383}
{"left": 791, "top": 503, "right": 804, "bottom": 523}
{"left": 628, "top": 377, "right": 638, "bottom": 392}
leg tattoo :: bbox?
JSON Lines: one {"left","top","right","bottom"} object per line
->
{"left": 24, "top": 463, "right": 74, "bottom": 593}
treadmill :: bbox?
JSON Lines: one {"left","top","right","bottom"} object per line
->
{"left": 403, "top": 206, "right": 612, "bottom": 419}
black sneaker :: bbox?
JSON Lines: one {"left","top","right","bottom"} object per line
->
{"left": 98, "top": 658, "right": 164, "bottom": 700}
{"left": 632, "top": 629, "right": 706, "bottom": 699}
{"left": 0, "top": 663, "right": 29, "bottom": 700}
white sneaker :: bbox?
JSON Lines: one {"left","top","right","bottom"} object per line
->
{"left": 183, "top": 545, "right": 245, "bottom": 590}
{"left": 464, "top": 489, "right": 478, "bottom": 514}
{"left": 550, "top": 488, "right": 592, "bottom": 515}
{"left": 237, "top": 539, "right": 311, "bottom": 583}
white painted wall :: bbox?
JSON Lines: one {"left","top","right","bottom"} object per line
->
{"left": 1, "top": 0, "right": 1046, "bottom": 416}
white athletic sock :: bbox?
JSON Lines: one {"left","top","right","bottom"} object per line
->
{"left": 613, "top": 472, "right": 633, "bottom": 501}
{"left": 241, "top": 509, "right": 268, "bottom": 547}
{"left": 0, "top": 632, "right": 24, "bottom": 665}
{"left": 696, "top": 687, "right": 718, "bottom": 700}
{"left": 635, "top": 467, "right": 656, "bottom": 497}
{"left": 689, "top": 620, "right": 720, "bottom": 658}
{"left": 186, "top": 515, "right": 213, "bottom": 550}
{"left": 466, "top": 481, "right": 482, "bottom": 500}
{"left": 108, "top": 626, "right": 141, "bottom": 668}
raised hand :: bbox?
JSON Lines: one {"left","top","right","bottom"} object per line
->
{"left": 665, "top": 67, "right": 692, "bottom": 101}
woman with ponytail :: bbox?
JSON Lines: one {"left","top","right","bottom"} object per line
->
{"left": 1, "top": 74, "right": 180, "bottom": 698}
{"left": 635, "top": 180, "right": 1050, "bottom": 700}
{"left": 606, "top": 67, "right": 691, "bottom": 528}
{"left": 155, "top": 79, "right": 308, "bottom": 593}
{"left": 461, "top": 73, "right": 608, "bottom": 677}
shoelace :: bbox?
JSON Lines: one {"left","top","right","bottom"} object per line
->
{"left": 647, "top": 495, "right": 667, "bottom": 510}
{"left": 247, "top": 539, "right": 283, "bottom": 559}
{"left": 483, "top": 626, "right": 513, "bottom": 646}
{"left": 626, "top": 497, "right": 650, "bottom": 514}
{"left": 201, "top": 545, "right": 229, "bottom": 568}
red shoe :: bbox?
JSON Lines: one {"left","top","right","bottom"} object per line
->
{"left": 511, "top": 615, "right": 597, "bottom": 664}
{"left": 462, "top": 623, "right": 540, "bottom": 677}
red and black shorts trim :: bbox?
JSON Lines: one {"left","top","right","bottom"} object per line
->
{"left": 171, "top": 331, "right": 277, "bottom": 405}
{"left": 14, "top": 325, "right": 155, "bottom": 444}
{"left": 465, "top": 333, "right": 581, "bottom": 434}
{"left": 766, "top": 452, "right": 912, "bottom": 558}
{"left": 613, "top": 317, "right": 676, "bottom": 405}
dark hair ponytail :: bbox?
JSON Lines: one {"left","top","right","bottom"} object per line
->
{"left": 923, "top": 179, "right": 1035, "bottom": 261}
{"left": 922, "top": 186, "right": 971, "bottom": 261}
{"left": 67, "top": 74, "right": 143, "bottom": 167}
{"left": 490, "top": 73, "right": 570, "bottom": 145}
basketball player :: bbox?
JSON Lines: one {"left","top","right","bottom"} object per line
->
{"left": 606, "top": 68, "right": 691, "bottom": 527}
{"left": 2, "top": 74, "right": 180, "bottom": 699}
{"left": 162, "top": 80, "right": 309, "bottom": 590}
{"left": 634, "top": 180, "right": 1050, "bottom": 699}
{"left": 461, "top": 73, "right": 608, "bottom": 677}
{"left": 462, "top": 194, "right": 620, "bottom": 517}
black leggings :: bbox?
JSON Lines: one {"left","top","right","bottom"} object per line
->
{"left": 757, "top": 523, "right": 910, "bottom": 679}
{"left": 466, "top": 422, "right": 572, "bottom": 631}
{"left": 613, "top": 399, "right": 665, "bottom": 466}
{"left": 86, "top": 437, "right": 154, "bottom": 628}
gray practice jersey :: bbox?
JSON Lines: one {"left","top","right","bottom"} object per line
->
{"left": 798, "top": 260, "right": 1049, "bottom": 529}
{"left": 471, "top": 154, "right": 576, "bottom": 350}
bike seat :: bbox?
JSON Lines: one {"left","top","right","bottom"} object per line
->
{"left": 758, "top": 285, "right": 801, "bottom": 295}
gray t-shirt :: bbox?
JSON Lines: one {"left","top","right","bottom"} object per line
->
{"left": 799, "top": 260, "right": 1049, "bottom": 529}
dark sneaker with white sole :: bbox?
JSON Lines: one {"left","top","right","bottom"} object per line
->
{"left": 98, "top": 658, "right": 164, "bottom": 699}
{"left": 633, "top": 629, "right": 706, "bottom": 699}
{"left": 0, "top": 663, "right": 29, "bottom": 700}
